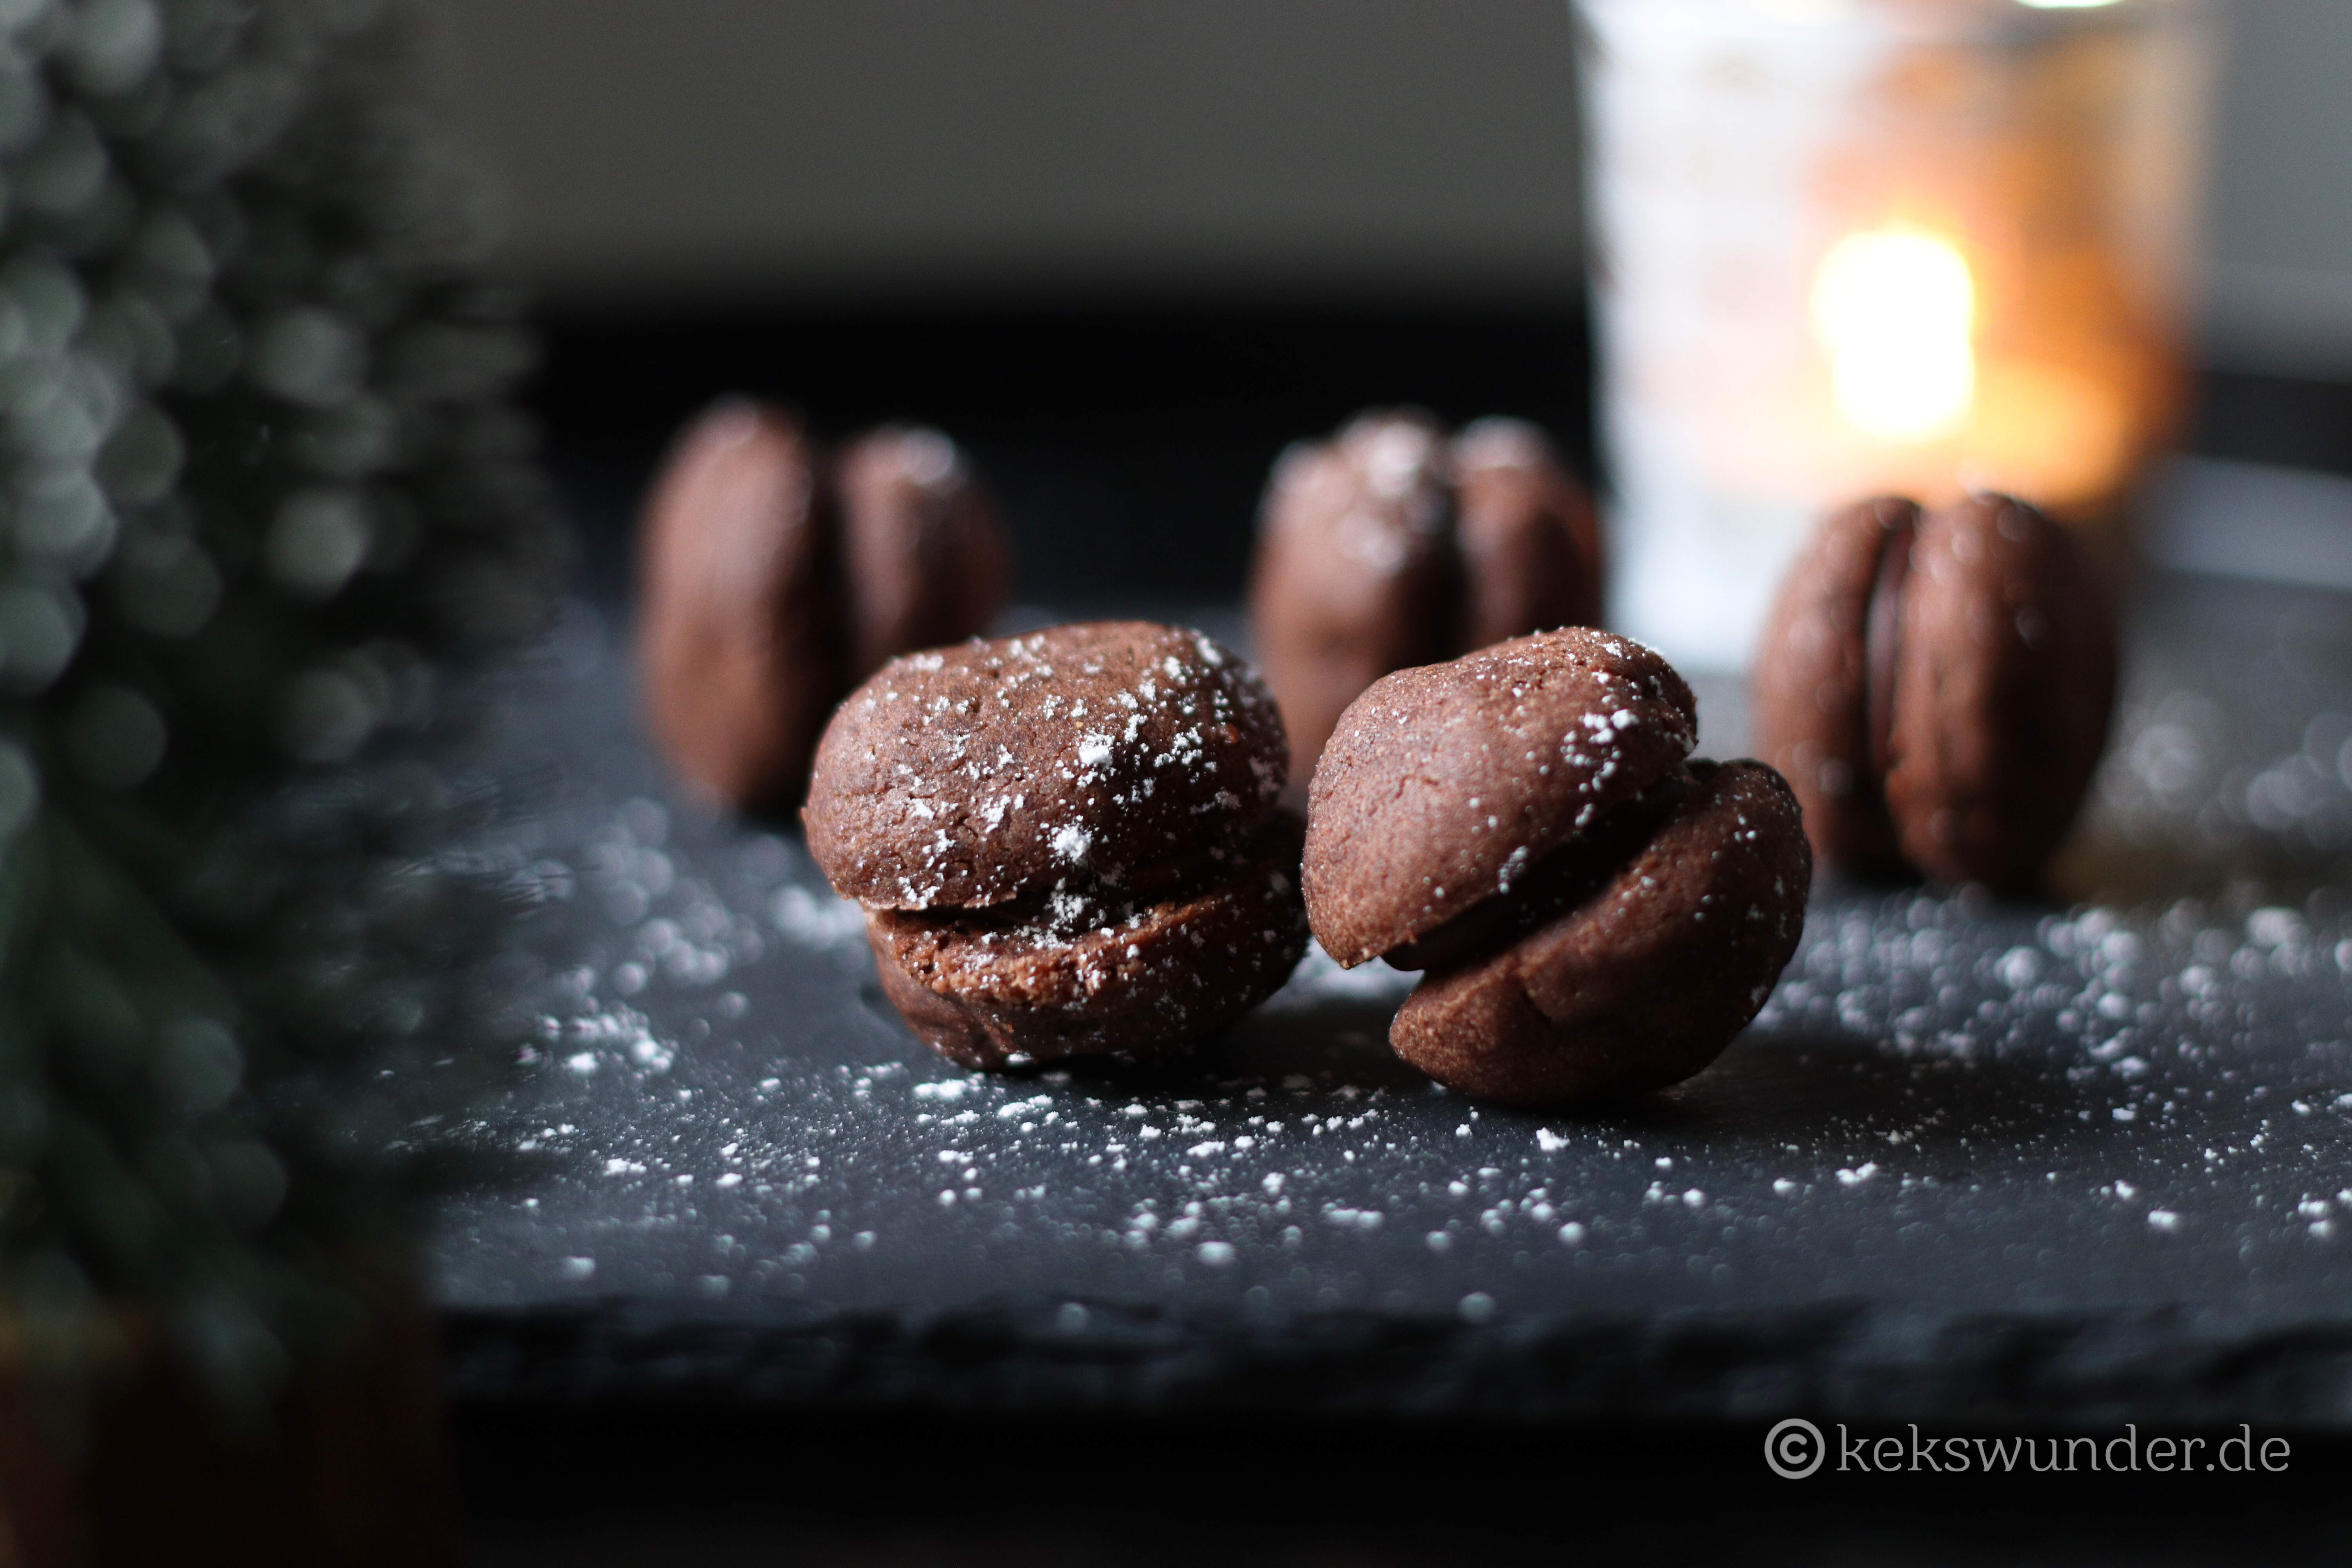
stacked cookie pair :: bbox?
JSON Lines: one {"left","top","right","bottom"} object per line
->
{"left": 1305, "top": 631, "right": 1810, "bottom": 1104}
{"left": 802, "top": 622, "right": 1310, "bottom": 1069}
{"left": 1751, "top": 493, "right": 2116, "bottom": 891}
{"left": 800, "top": 619, "right": 1809, "bottom": 1105}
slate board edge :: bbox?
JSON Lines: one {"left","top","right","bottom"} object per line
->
{"left": 443, "top": 1297, "right": 2352, "bottom": 1428}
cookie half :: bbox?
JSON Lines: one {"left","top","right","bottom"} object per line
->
{"left": 1248, "top": 412, "right": 1460, "bottom": 787}
{"left": 837, "top": 426, "right": 1009, "bottom": 679}
{"left": 1750, "top": 495, "right": 1917, "bottom": 877}
{"left": 637, "top": 403, "right": 841, "bottom": 814}
{"left": 806, "top": 621, "right": 1288, "bottom": 911}
{"left": 1390, "top": 761, "right": 1809, "bottom": 1104}
{"left": 1453, "top": 417, "right": 1604, "bottom": 653}
{"left": 1303, "top": 626, "right": 1696, "bottom": 967}
{"left": 867, "top": 811, "right": 1308, "bottom": 1069}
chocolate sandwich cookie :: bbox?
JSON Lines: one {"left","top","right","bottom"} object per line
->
{"left": 1249, "top": 411, "right": 1602, "bottom": 786}
{"left": 637, "top": 401, "right": 1010, "bottom": 815}
{"left": 806, "top": 621, "right": 1308, "bottom": 1068}
{"left": 1751, "top": 492, "right": 2115, "bottom": 891}
{"left": 1304, "top": 627, "right": 1809, "bottom": 1105}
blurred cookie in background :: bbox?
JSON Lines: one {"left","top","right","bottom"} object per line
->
{"left": 1751, "top": 492, "right": 2116, "bottom": 892}
{"left": 1249, "top": 410, "right": 1601, "bottom": 788}
{"left": 637, "top": 402, "right": 1009, "bottom": 815}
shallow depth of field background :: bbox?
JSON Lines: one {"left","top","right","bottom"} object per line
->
{"left": 422, "top": 0, "right": 2351, "bottom": 372}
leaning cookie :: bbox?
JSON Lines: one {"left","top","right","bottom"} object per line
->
{"left": 637, "top": 401, "right": 1010, "bottom": 815}
{"left": 1304, "top": 627, "right": 1809, "bottom": 1105}
{"left": 806, "top": 621, "right": 1308, "bottom": 1068}
{"left": 1751, "top": 492, "right": 2115, "bottom": 891}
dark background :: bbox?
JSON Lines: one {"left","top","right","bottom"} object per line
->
{"left": 530, "top": 305, "right": 2352, "bottom": 613}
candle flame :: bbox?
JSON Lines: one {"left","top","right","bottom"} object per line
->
{"left": 1812, "top": 230, "right": 1976, "bottom": 444}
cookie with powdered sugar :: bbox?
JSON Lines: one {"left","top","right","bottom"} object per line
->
{"left": 804, "top": 621, "right": 1307, "bottom": 1068}
{"left": 806, "top": 621, "right": 1288, "bottom": 911}
{"left": 1248, "top": 411, "right": 1462, "bottom": 789}
{"left": 838, "top": 425, "right": 1010, "bottom": 680}
{"left": 1301, "top": 627, "right": 1808, "bottom": 1105}
{"left": 1303, "top": 626, "right": 1697, "bottom": 967}
{"left": 1452, "top": 416, "right": 1604, "bottom": 654}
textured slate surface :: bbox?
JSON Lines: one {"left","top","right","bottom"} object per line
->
{"left": 431, "top": 566, "right": 2352, "bottom": 1425}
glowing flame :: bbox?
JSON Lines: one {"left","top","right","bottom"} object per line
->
{"left": 1811, "top": 230, "right": 1976, "bottom": 444}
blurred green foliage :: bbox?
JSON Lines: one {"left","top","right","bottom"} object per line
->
{"left": 0, "top": 0, "right": 557, "bottom": 1407}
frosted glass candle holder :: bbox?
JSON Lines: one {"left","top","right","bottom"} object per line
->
{"left": 1577, "top": 0, "right": 2214, "bottom": 670}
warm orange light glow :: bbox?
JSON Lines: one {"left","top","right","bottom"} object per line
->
{"left": 1811, "top": 230, "right": 1976, "bottom": 444}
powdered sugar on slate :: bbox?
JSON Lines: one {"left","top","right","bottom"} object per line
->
{"left": 427, "top": 587, "right": 2352, "bottom": 1350}
{"left": 450, "top": 822, "right": 2352, "bottom": 1324}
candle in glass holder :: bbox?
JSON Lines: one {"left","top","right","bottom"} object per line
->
{"left": 1578, "top": 0, "right": 2214, "bottom": 670}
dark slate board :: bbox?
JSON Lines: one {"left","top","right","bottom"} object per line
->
{"left": 431, "top": 566, "right": 2352, "bottom": 1428}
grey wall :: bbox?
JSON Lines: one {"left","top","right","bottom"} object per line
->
{"left": 2203, "top": 0, "right": 2352, "bottom": 374}
{"left": 422, "top": 0, "right": 2352, "bottom": 372}
{"left": 417, "top": 0, "right": 1585, "bottom": 305}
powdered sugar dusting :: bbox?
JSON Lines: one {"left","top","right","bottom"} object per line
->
{"left": 431, "top": 583, "right": 2351, "bottom": 1364}
{"left": 811, "top": 622, "right": 1288, "bottom": 913}
{"left": 448, "top": 736, "right": 2351, "bottom": 1342}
